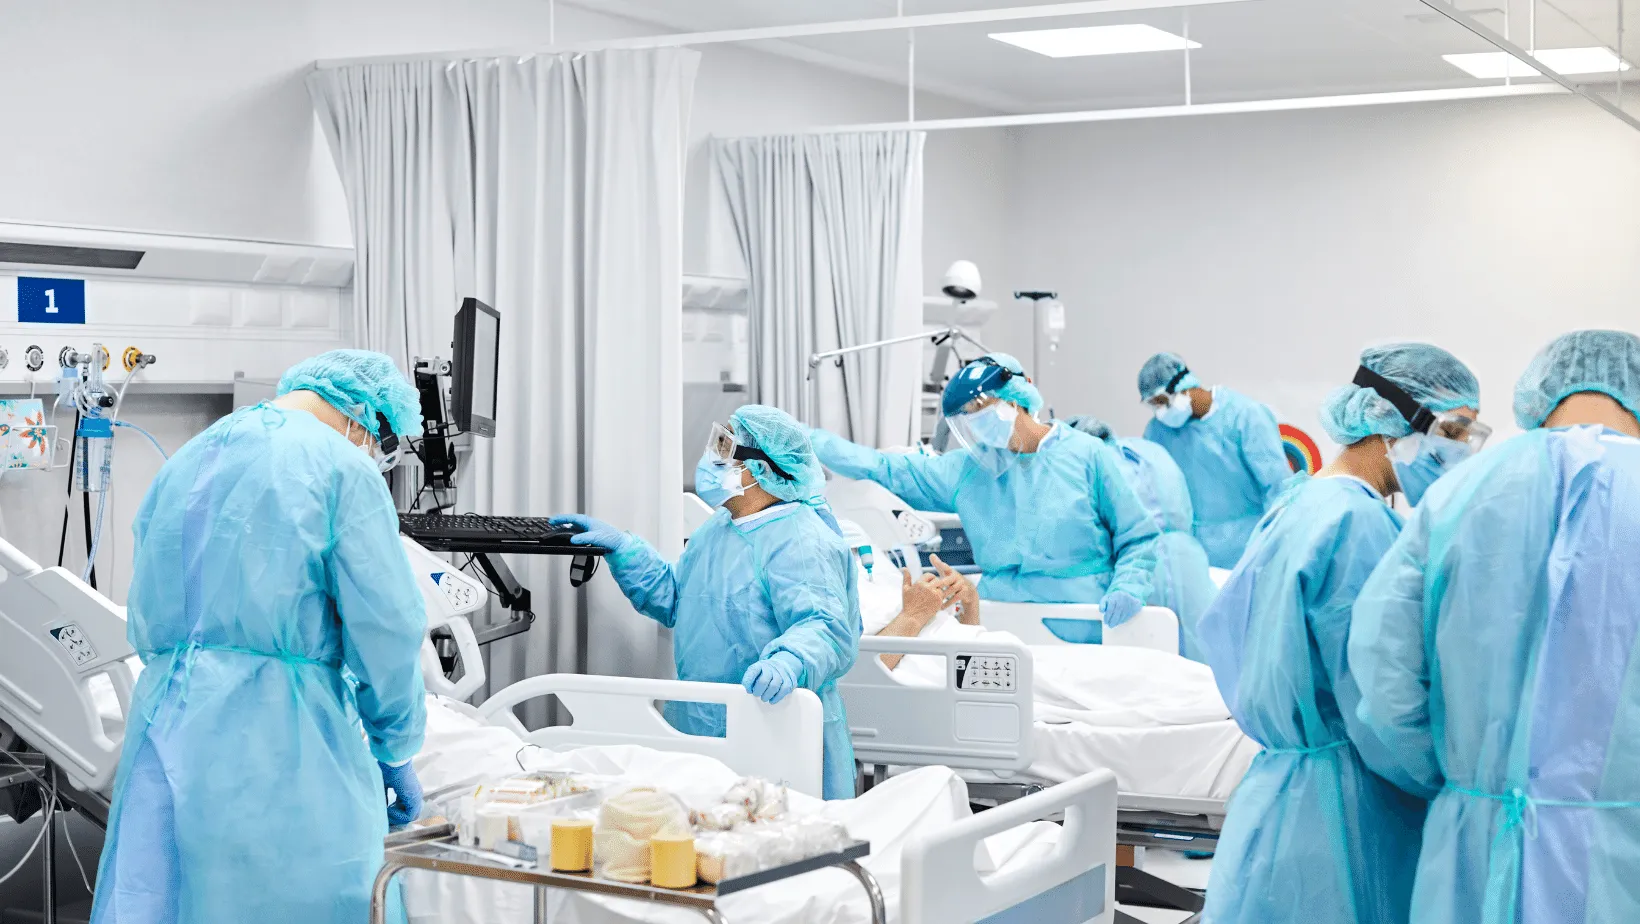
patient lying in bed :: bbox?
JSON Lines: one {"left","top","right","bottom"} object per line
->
{"left": 856, "top": 555, "right": 1258, "bottom": 798}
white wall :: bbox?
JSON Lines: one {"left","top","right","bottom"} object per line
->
{"left": 0, "top": 0, "right": 1011, "bottom": 286}
{"left": 0, "top": 0, "right": 1016, "bottom": 568}
{"left": 1004, "top": 94, "right": 1640, "bottom": 449}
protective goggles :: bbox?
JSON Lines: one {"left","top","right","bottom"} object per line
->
{"left": 346, "top": 410, "right": 402, "bottom": 474}
{"left": 1352, "top": 366, "right": 1491, "bottom": 451}
{"left": 1145, "top": 368, "right": 1193, "bottom": 406}
{"left": 372, "top": 411, "right": 402, "bottom": 473}
{"left": 706, "top": 423, "right": 793, "bottom": 481}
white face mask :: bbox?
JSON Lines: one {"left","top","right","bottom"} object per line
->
{"left": 1153, "top": 393, "right": 1193, "bottom": 429}
{"left": 344, "top": 419, "right": 395, "bottom": 473}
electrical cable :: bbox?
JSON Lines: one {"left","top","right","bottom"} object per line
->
{"left": 81, "top": 485, "right": 97, "bottom": 589}
{"left": 0, "top": 774, "right": 54, "bottom": 890}
{"left": 56, "top": 411, "right": 81, "bottom": 569}
{"left": 57, "top": 805, "right": 94, "bottom": 897}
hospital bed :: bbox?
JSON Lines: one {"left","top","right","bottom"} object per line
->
{"left": 842, "top": 603, "right": 1235, "bottom": 924}
{"left": 0, "top": 531, "right": 1122, "bottom": 924}
{"left": 400, "top": 672, "right": 1121, "bottom": 924}
{"left": 826, "top": 479, "right": 1250, "bottom": 922}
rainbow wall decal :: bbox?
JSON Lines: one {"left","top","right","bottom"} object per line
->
{"left": 1280, "top": 423, "right": 1322, "bottom": 475}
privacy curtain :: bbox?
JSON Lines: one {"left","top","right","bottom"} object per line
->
{"left": 309, "top": 50, "right": 698, "bottom": 724}
{"left": 713, "top": 132, "right": 925, "bottom": 447}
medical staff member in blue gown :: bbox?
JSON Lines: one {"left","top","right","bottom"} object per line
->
{"left": 553, "top": 405, "right": 860, "bottom": 800}
{"left": 808, "top": 353, "right": 1159, "bottom": 622}
{"left": 91, "top": 350, "right": 429, "bottom": 924}
{"left": 1138, "top": 353, "right": 1292, "bottom": 569}
{"left": 1064, "top": 416, "right": 1217, "bottom": 661}
{"left": 1351, "top": 330, "right": 1640, "bottom": 924}
{"left": 1196, "top": 344, "right": 1486, "bottom": 924}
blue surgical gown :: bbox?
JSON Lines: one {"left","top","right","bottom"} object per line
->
{"left": 1110, "top": 437, "right": 1218, "bottom": 660}
{"left": 1143, "top": 387, "right": 1291, "bottom": 569}
{"left": 92, "top": 404, "right": 427, "bottom": 924}
{"left": 1350, "top": 426, "right": 1640, "bottom": 924}
{"left": 608, "top": 503, "right": 861, "bottom": 800}
{"left": 1196, "top": 475, "right": 1428, "bottom": 924}
{"left": 810, "top": 425, "right": 1159, "bottom": 605}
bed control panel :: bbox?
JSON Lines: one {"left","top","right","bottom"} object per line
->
{"left": 954, "top": 653, "right": 1017, "bottom": 691}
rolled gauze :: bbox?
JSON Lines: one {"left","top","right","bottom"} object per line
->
{"left": 594, "top": 787, "right": 691, "bottom": 883}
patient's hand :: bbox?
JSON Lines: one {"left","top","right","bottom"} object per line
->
{"left": 929, "top": 555, "right": 980, "bottom": 626}
{"left": 874, "top": 568, "right": 956, "bottom": 671}
{"left": 899, "top": 567, "right": 949, "bottom": 632}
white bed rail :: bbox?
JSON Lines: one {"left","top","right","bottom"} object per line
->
{"left": 981, "top": 602, "right": 1180, "bottom": 654}
{"left": 903, "top": 768, "right": 1118, "bottom": 924}
{"left": 842, "top": 634, "right": 1034, "bottom": 772}
{"left": 476, "top": 674, "right": 825, "bottom": 799}
{"left": 0, "top": 537, "right": 135, "bottom": 793}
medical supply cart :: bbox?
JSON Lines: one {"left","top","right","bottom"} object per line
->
{"left": 373, "top": 824, "right": 887, "bottom": 924}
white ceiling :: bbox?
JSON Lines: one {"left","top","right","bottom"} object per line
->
{"left": 570, "top": 0, "right": 1637, "bottom": 112}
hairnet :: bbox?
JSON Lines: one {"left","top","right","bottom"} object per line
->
{"left": 941, "top": 353, "right": 1043, "bottom": 417}
{"left": 730, "top": 404, "right": 826, "bottom": 503}
{"left": 278, "top": 349, "right": 424, "bottom": 439}
{"left": 1064, "top": 415, "right": 1115, "bottom": 443}
{"left": 1513, "top": 329, "right": 1640, "bottom": 430}
{"left": 1319, "top": 343, "right": 1479, "bottom": 445}
{"left": 985, "top": 353, "right": 1045, "bottom": 416}
{"left": 1138, "top": 353, "right": 1201, "bottom": 399}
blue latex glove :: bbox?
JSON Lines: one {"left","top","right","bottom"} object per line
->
{"left": 380, "top": 760, "right": 423, "bottom": 827}
{"left": 549, "top": 514, "right": 627, "bottom": 550}
{"left": 1101, "top": 590, "right": 1143, "bottom": 628}
{"left": 742, "top": 652, "right": 802, "bottom": 704}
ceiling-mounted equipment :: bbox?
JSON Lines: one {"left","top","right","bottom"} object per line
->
{"left": 941, "top": 261, "right": 983, "bottom": 302}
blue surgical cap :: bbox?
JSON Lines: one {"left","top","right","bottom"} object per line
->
{"left": 730, "top": 404, "right": 826, "bottom": 504}
{"left": 1064, "top": 415, "right": 1115, "bottom": 443}
{"left": 1319, "top": 343, "right": 1480, "bottom": 445}
{"left": 1513, "top": 329, "right": 1640, "bottom": 430}
{"left": 278, "top": 349, "right": 424, "bottom": 440}
{"left": 1138, "top": 353, "right": 1201, "bottom": 400}
{"left": 942, "top": 353, "right": 1044, "bottom": 417}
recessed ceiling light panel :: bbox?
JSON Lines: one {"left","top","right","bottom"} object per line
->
{"left": 989, "top": 24, "right": 1200, "bottom": 59}
{"left": 1442, "top": 46, "right": 1631, "bottom": 79}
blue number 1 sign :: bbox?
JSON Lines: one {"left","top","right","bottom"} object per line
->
{"left": 18, "top": 277, "right": 86, "bottom": 324}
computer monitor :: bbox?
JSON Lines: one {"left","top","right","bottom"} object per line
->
{"left": 452, "top": 297, "right": 500, "bottom": 438}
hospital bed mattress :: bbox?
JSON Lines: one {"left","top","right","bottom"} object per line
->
{"left": 963, "top": 715, "right": 1259, "bottom": 800}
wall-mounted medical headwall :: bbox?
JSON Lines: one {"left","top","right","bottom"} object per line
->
{"left": 0, "top": 222, "right": 354, "bottom": 394}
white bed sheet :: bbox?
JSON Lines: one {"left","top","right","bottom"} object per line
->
{"left": 965, "top": 717, "right": 1260, "bottom": 800}
{"left": 888, "top": 623, "right": 1259, "bottom": 799}
{"left": 406, "top": 696, "right": 1063, "bottom": 924}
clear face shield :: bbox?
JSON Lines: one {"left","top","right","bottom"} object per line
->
{"left": 944, "top": 396, "right": 1024, "bottom": 477}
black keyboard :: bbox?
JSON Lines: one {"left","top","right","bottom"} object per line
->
{"left": 398, "top": 513, "right": 608, "bottom": 555}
